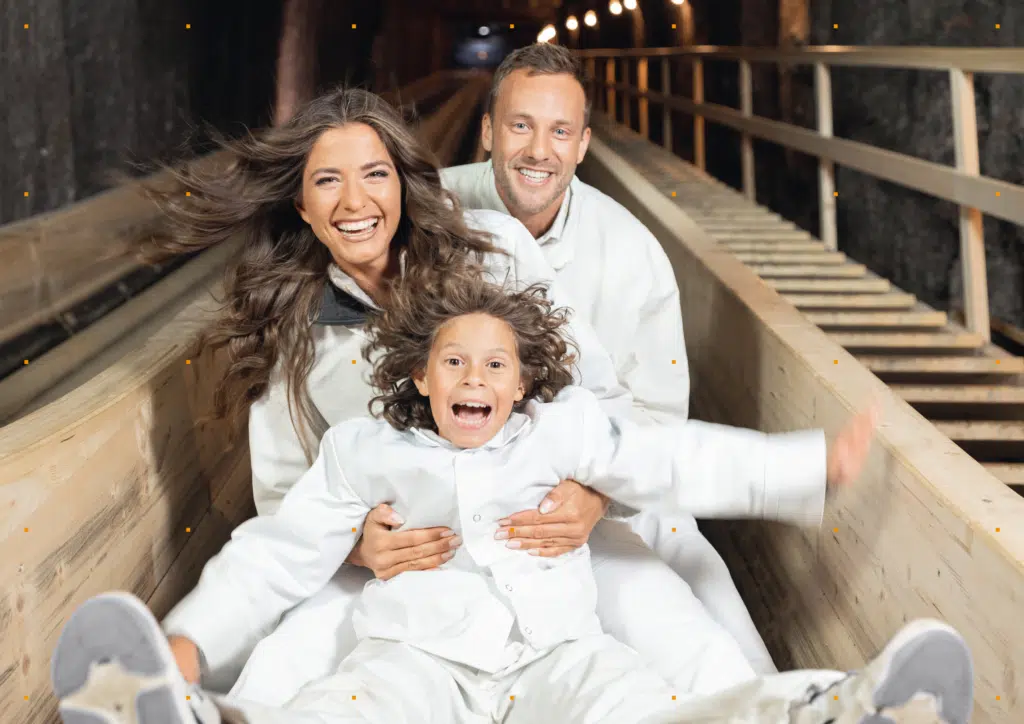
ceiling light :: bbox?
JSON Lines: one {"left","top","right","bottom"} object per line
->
{"left": 584, "top": 10, "right": 598, "bottom": 27}
{"left": 566, "top": 15, "right": 579, "bottom": 31}
{"left": 610, "top": 1, "right": 623, "bottom": 15}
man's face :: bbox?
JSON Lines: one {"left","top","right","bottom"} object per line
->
{"left": 483, "top": 69, "right": 591, "bottom": 219}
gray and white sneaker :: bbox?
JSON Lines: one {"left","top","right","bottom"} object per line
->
{"left": 791, "top": 618, "right": 973, "bottom": 724}
{"left": 51, "top": 591, "right": 221, "bottom": 724}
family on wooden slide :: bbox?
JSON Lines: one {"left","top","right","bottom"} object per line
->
{"left": 51, "top": 44, "right": 974, "bottom": 724}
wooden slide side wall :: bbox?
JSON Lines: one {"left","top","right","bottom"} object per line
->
{"left": 578, "top": 132, "right": 1024, "bottom": 724}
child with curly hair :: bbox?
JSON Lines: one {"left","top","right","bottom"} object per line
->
{"left": 52, "top": 275, "right": 971, "bottom": 724}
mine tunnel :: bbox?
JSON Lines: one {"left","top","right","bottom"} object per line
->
{"left": 2, "top": 0, "right": 1023, "bottom": 722}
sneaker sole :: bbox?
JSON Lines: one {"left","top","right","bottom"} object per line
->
{"left": 867, "top": 619, "right": 973, "bottom": 724}
{"left": 51, "top": 592, "right": 195, "bottom": 724}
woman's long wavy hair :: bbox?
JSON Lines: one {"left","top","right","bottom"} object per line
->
{"left": 365, "top": 273, "right": 578, "bottom": 432}
{"left": 139, "top": 87, "right": 500, "bottom": 459}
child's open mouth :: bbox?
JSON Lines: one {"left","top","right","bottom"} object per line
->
{"left": 451, "top": 402, "right": 493, "bottom": 429}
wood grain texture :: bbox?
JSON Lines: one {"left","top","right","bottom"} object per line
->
{"left": 581, "top": 118, "right": 1024, "bottom": 724}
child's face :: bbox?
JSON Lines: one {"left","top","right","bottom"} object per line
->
{"left": 414, "top": 313, "right": 526, "bottom": 448}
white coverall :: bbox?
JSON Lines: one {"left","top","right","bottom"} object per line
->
{"left": 165, "top": 386, "right": 832, "bottom": 723}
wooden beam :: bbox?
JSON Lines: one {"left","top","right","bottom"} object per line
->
{"left": 576, "top": 45, "right": 1024, "bottom": 75}
{"left": 757, "top": 265, "right": 868, "bottom": 279}
{"left": 805, "top": 310, "right": 947, "bottom": 329}
{"left": 734, "top": 252, "right": 847, "bottom": 265}
{"left": 983, "top": 463, "right": 1024, "bottom": 486}
{"left": 722, "top": 241, "right": 826, "bottom": 253}
{"left": 934, "top": 420, "right": 1024, "bottom": 442}
{"left": 770, "top": 278, "right": 891, "bottom": 294}
{"left": 857, "top": 356, "right": 1024, "bottom": 375}
{"left": 829, "top": 332, "right": 985, "bottom": 351}
{"left": 949, "top": 68, "right": 991, "bottom": 342}
{"left": 783, "top": 292, "right": 915, "bottom": 309}
{"left": 892, "top": 385, "right": 1024, "bottom": 404}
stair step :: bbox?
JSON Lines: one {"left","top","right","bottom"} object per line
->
{"left": 830, "top": 332, "right": 985, "bottom": 351}
{"left": 712, "top": 231, "right": 816, "bottom": 242}
{"left": 892, "top": 385, "right": 1024, "bottom": 404}
{"left": 934, "top": 420, "right": 1024, "bottom": 442}
{"left": 736, "top": 252, "right": 847, "bottom": 265}
{"left": 722, "top": 241, "right": 825, "bottom": 253}
{"left": 756, "top": 265, "right": 867, "bottom": 279}
{"left": 858, "top": 356, "right": 1024, "bottom": 375}
{"left": 806, "top": 310, "right": 947, "bottom": 328}
{"left": 785, "top": 293, "right": 917, "bottom": 310}
{"left": 770, "top": 279, "right": 891, "bottom": 294}
{"left": 983, "top": 463, "right": 1024, "bottom": 485}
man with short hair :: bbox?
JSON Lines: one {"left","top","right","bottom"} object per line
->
{"left": 441, "top": 42, "right": 776, "bottom": 692}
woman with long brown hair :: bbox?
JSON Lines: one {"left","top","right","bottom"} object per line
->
{"left": 137, "top": 86, "right": 636, "bottom": 693}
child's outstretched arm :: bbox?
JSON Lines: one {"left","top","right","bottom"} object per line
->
{"left": 564, "top": 388, "right": 877, "bottom": 526}
{"left": 160, "top": 428, "right": 371, "bottom": 682}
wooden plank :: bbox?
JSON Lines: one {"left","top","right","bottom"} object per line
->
{"left": 949, "top": 68, "right": 991, "bottom": 342}
{"left": 934, "top": 420, "right": 1024, "bottom": 442}
{"left": 984, "top": 463, "right": 1024, "bottom": 486}
{"left": 722, "top": 241, "right": 826, "bottom": 253}
{"left": 805, "top": 310, "right": 947, "bottom": 329}
{"left": 857, "top": 356, "right": 1024, "bottom": 375}
{"left": 829, "top": 332, "right": 985, "bottom": 351}
{"left": 581, "top": 130, "right": 1024, "bottom": 724}
{"left": 892, "top": 385, "right": 1024, "bottom": 404}
{"left": 756, "top": 265, "right": 868, "bottom": 279}
{"left": 710, "top": 230, "right": 815, "bottom": 242}
{"left": 735, "top": 252, "right": 846, "bottom": 265}
{"left": 0, "top": 287, "right": 245, "bottom": 723}
{"left": 769, "top": 278, "right": 891, "bottom": 294}
{"left": 784, "top": 293, "right": 916, "bottom": 310}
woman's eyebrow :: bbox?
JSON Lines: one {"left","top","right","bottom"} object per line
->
{"left": 308, "top": 160, "right": 392, "bottom": 176}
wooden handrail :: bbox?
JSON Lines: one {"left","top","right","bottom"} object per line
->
{"left": 580, "top": 44, "right": 1024, "bottom": 341}
{"left": 576, "top": 45, "right": 1024, "bottom": 74}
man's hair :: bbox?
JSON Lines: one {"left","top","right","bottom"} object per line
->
{"left": 364, "top": 272, "right": 578, "bottom": 432}
{"left": 488, "top": 43, "right": 592, "bottom": 127}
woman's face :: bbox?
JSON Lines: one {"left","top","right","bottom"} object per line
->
{"left": 296, "top": 123, "right": 402, "bottom": 280}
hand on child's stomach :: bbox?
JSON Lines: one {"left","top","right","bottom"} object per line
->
{"left": 826, "top": 405, "right": 880, "bottom": 489}
{"left": 347, "top": 503, "right": 462, "bottom": 581}
{"left": 494, "top": 479, "right": 608, "bottom": 558}
{"left": 167, "top": 635, "right": 201, "bottom": 684}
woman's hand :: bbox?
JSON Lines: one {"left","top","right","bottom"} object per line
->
{"left": 167, "top": 635, "right": 201, "bottom": 685}
{"left": 827, "top": 405, "right": 880, "bottom": 489}
{"left": 494, "top": 479, "right": 608, "bottom": 558}
{"left": 346, "top": 504, "right": 462, "bottom": 581}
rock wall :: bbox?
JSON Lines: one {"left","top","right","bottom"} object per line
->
{"left": 707, "top": 0, "right": 1024, "bottom": 327}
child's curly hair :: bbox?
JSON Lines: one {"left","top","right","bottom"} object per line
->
{"left": 364, "top": 272, "right": 578, "bottom": 431}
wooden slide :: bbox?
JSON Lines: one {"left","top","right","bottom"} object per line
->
{"left": 0, "top": 73, "right": 489, "bottom": 723}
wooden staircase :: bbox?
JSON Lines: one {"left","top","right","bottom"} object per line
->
{"left": 594, "top": 118, "right": 1024, "bottom": 493}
